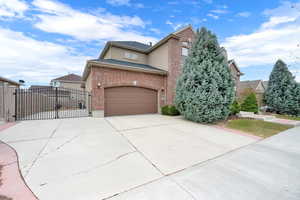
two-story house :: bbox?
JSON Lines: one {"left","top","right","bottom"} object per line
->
{"left": 50, "top": 73, "right": 84, "bottom": 91}
{"left": 82, "top": 25, "right": 242, "bottom": 117}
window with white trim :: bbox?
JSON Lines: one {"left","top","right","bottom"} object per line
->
{"left": 182, "top": 47, "right": 188, "bottom": 56}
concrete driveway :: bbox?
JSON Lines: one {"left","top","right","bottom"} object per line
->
{"left": 1, "top": 114, "right": 297, "bottom": 200}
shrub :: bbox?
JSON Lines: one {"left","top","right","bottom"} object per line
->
{"left": 230, "top": 100, "right": 241, "bottom": 115}
{"left": 175, "top": 27, "right": 235, "bottom": 123}
{"left": 161, "top": 105, "right": 169, "bottom": 115}
{"left": 241, "top": 93, "right": 258, "bottom": 113}
{"left": 161, "top": 105, "right": 180, "bottom": 116}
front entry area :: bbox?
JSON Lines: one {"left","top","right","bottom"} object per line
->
{"left": 104, "top": 86, "right": 158, "bottom": 116}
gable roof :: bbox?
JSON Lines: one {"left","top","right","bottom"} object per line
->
{"left": 82, "top": 59, "right": 167, "bottom": 80}
{"left": 228, "top": 59, "right": 244, "bottom": 76}
{"left": 99, "top": 25, "right": 194, "bottom": 59}
{"left": 0, "top": 76, "right": 20, "bottom": 86}
{"left": 238, "top": 80, "right": 264, "bottom": 93}
{"left": 110, "top": 41, "right": 151, "bottom": 51}
{"left": 262, "top": 81, "right": 268, "bottom": 89}
{"left": 52, "top": 73, "right": 83, "bottom": 82}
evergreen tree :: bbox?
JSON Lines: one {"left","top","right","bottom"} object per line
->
{"left": 265, "top": 60, "right": 300, "bottom": 116}
{"left": 175, "top": 27, "right": 235, "bottom": 123}
{"left": 241, "top": 93, "right": 258, "bottom": 113}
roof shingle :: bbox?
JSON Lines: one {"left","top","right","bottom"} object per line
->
{"left": 110, "top": 41, "right": 151, "bottom": 51}
{"left": 52, "top": 74, "right": 82, "bottom": 82}
{"left": 90, "top": 59, "right": 166, "bottom": 72}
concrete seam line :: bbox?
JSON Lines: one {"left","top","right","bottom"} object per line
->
{"left": 167, "top": 176, "right": 198, "bottom": 200}
{"left": 117, "top": 121, "right": 187, "bottom": 132}
{"left": 164, "top": 139, "right": 262, "bottom": 177}
{"left": 104, "top": 118, "right": 165, "bottom": 176}
{"left": 24, "top": 120, "right": 63, "bottom": 178}
{"left": 5, "top": 137, "right": 52, "bottom": 144}
{"left": 101, "top": 176, "right": 165, "bottom": 200}
{"left": 70, "top": 151, "right": 137, "bottom": 177}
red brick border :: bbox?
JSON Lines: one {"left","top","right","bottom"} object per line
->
{"left": 0, "top": 123, "right": 38, "bottom": 200}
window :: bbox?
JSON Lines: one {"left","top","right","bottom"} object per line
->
{"left": 182, "top": 41, "right": 188, "bottom": 46}
{"left": 182, "top": 47, "right": 188, "bottom": 56}
{"left": 51, "top": 81, "right": 60, "bottom": 87}
{"left": 124, "top": 52, "right": 138, "bottom": 60}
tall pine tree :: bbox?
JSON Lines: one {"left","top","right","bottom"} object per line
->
{"left": 175, "top": 27, "right": 235, "bottom": 123}
{"left": 265, "top": 59, "right": 300, "bottom": 116}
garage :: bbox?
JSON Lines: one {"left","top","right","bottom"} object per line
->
{"left": 104, "top": 86, "right": 158, "bottom": 116}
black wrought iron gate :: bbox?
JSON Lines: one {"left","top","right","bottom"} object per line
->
{"left": 15, "top": 87, "right": 92, "bottom": 120}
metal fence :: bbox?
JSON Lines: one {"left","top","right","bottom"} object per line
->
{"left": 15, "top": 87, "right": 92, "bottom": 120}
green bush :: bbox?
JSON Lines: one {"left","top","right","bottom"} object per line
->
{"left": 161, "top": 105, "right": 180, "bottom": 116}
{"left": 241, "top": 93, "right": 258, "bottom": 113}
{"left": 161, "top": 105, "right": 169, "bottom": 115}
{"left": 230, "top": 100, "right": 241, "bottom": 115}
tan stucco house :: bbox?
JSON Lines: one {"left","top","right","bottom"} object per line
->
{"left": 237, "top": 80, "right": 266, "bottom": 106}
{"left": 0, "top": 76, "right": 20, "bottom": 88}
{"left": 50, "top": 73, "right": 84, "bottom": 91}
{"left": 82, "top": 25, "right": 243, "bottom": 117}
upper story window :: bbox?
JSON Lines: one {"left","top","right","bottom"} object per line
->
{"left": 182, "top": 41, "right": 189, "bottom": 46}
{"left": 51, "top": 81, "right": 60, "bottom": 87}
{"left": 124, "top": 52, "right": 138, "bottom": 60}
{"left": 182, "top": 47, "right": 188, "bottom": 56}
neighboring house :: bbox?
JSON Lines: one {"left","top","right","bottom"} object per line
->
{"left": 0, "top": 76, "right": 20, "bottom": 88}
{"left": 262, "top": 81, "right": 268, "bottom": 89}
{"left": 228, "top": 59, "right": 244, "bottom": 89}
{"left": 50, "top": 73, "right": 84, "bottom": 91}
{"left": 237, "top": 80, "right": 266, "bottom": 106}
{"left": 82, "top": 25, "right": 243, "bottom": 117}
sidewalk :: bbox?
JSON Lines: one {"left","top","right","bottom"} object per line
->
{"left": 239, "top": 112, "right": 300, "bottom": 126}
{"left": 0, "top": 123, "right": 38, "bottom": 200}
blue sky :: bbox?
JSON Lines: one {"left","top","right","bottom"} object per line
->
{"left": 0, "top": 0, "right": 300, "bottom": 86}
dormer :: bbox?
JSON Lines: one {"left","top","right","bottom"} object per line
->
{"left": 100, "top": 41, "right": 150, "bottom": 65}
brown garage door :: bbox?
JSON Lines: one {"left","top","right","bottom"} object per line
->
{"left": 104, "top": 86, "right": 158, "bottom": 116}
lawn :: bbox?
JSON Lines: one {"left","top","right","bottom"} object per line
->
{"left": 275, "top": 114, "right": 300, "bottom": 121}
{"left": 226, "top": 119, "right": 293, "bottom": 138}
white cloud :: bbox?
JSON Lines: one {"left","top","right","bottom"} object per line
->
{"left": 207, "top": 13, "right": 219, "bottom": 19}
{"left": 236, "top": 11, "right": 251, "bottom": 18}
{"left": 166, "top": 20, "right": 184, "bottom": 30}
{"left": 0, "top": 0, "right": 28, "bottom": 18}
{"left": 0, "top": 27, "right": 90, "bottom": 84}
{"left": 31, "top": 0, "right": 155, "bottom": 43}
{"left": 210, "top": 9, "right": 228, "bottom": 14}
{"left": 261, "top": 16, "right": 296, "bottom": 29}
{"left": 222, "top": 1, "right": 300, "bottom": 80}
{"left": 150, "top": 28, "right": 161, "bottom": 34}
{"left": 106, "top": 0, "right": 144, "bottom": 8}
{"left": 106, "top": 0, "right": 130, "bottom": 6}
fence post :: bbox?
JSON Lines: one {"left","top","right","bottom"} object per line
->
{"left": 14, "top": 89, "right": 17, "bottom": 121}
{"left": 55, "top": 87, "right": 58, "bottom": 119}
{"left": 88, "top": 93, "right": 92, "bottom": 116}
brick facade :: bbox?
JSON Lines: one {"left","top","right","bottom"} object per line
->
{"left": 90, "top": 67, "right": 166, "bottom": 111}
{"left": 166, "top": 28, "right": 195, "bottom": 104}
{"left": 86, "top": 26, "right": 241, "bottom": 115}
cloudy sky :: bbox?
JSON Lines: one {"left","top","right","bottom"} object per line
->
{"left": 0, "top": 0, "right": 300, "bottom": 86}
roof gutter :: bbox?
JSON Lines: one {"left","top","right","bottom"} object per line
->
{"left": 82, "top": 60, "right": 167, "bottom": 81}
